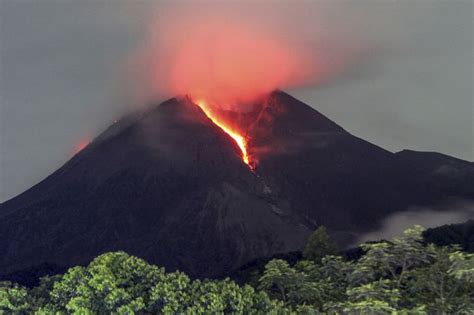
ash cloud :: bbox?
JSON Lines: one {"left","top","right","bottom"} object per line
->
{"left": 125, "top": 1, "right": 429, "bottom": 109}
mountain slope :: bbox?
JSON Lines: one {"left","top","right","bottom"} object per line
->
{"left": 0, "top": 97, "right": 310, "bottom": 277}
{"left": 1, "top": 91, "right": 473, "bottom": 277}
{"left": 242, "top": 91, "right": 473, "bottom": 242}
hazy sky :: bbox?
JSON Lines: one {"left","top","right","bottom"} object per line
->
{"left": 0, "top": 0, "right": 472, "bottom": 202}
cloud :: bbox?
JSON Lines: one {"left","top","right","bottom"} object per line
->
{"left": 354, "top": 201, "right": 474, "bottom": 245}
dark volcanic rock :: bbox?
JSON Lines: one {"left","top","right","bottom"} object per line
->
{"left": 1, "top": 91, "right": 473, "bottom": 278}
{"left": 244, "top": 91, "right": 474, "bottom": 239}
{"left": 0, "top": 97, "right": 310, "bottom": 278}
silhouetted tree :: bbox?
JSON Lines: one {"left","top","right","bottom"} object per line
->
{"left": 303, "top": 226, "right": 338, "bottom": 263}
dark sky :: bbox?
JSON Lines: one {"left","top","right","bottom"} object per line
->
{"left": 0, "top": 0, "right": 472, "bottom": 202}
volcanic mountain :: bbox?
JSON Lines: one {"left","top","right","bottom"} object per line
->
{"left": 1, "top": 90, "right": 473, "bottom": 278}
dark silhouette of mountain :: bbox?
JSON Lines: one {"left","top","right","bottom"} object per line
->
{"left": 395, "top": 150, "right": 474, "bottom": 197}
{"left": 423, "top": 219, "right": 474, "bottom": 252}
{"left": 1, "top": 90, "right": 473, "bottom": 278}
{"left": 0, "top": 263, "right": 66, "bottom": 288}
{"left": 242, "top": 91, "right": 474, "bottom": 241}
{"left": 0, "top": 96, "right": 310, "bottom": 278}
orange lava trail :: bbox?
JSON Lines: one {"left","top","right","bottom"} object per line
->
{"left": 196, "top": 100, "right": 251, "bottom": 168}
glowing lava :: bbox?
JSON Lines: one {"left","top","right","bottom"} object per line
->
{"left": 73, "top": 138, "right": 90, "bottom": 155}
{"left": 196, "top": 100, "right": 251, "bottom": 168}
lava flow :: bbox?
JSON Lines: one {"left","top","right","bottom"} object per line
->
{"left": 196, "top": 100, "right": 251, "bottom": 168}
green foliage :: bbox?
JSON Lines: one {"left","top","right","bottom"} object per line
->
{"left": 258, "top": 225, "right": 473, "bottom": 314}
{"left": 0, "top": 281, "right": 32, "bottom": 314}
{"left": 449, "top": 250, "right": 474, "bottom": 282}
{"left": 2, "top": 225, "right": 472, "bottom": 314}
{"left": 4, "top": 252, "right": 287, "bottom": 314}
{"left": 403, "top": 246, "right": 474, "bottom": 313}
{"left": 350, "top": 225, "right": 430, "bottom": 287}
{"left": 302, "top": 226, "right": 338, "bottom": 263}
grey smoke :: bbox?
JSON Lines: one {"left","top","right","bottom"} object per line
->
{"left": 355, "top": 202, "right": 474, "bottom": 245}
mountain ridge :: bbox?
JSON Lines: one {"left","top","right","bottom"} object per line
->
{"left": 1, "top": 90, "right": 473, "bottom": 277}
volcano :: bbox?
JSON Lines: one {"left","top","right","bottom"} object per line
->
{"left": 1, "top": 90, "right": 473, "bottom": 278}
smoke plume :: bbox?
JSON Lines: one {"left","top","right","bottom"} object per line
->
{"left": 126, "top": 1, "right": 377, "bottom": 109}
{"left": 354, "top": 201, "right": 474, "bottom": 245}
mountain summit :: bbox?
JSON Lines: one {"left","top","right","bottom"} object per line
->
{"left": 1, "top": 91, "right": 473, "bottom": 277}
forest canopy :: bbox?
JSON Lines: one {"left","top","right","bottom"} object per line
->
{"left": 1, "top": 225, "right": 473, "bottom": 314}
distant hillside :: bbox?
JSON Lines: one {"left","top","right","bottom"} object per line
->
{"left": 423, "top": 219, "right": 474, "bottom": 252}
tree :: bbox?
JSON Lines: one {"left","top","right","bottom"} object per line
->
{"left": 258, "top": 259, "right": 298, "bottom": 302}
{"left": 2, "top": 226, "right": 473, "bottom": 314}
{"left": 259, "top": 259, "right": 332, "bottom": 309}
{"left": 0, "top": 281, "right": 32, "bottom": 314}
{"left": 303, "top": 226, "right": 338, "bottom": 263}
{"left": 15, "top": 252, "right": 288, "bottom": 314}
{"left": 260, "top": 225, "right": 473, "bottom": 313}
{"left": 403, "top": 247, "right": 474, "bottom": 313}
{"left": 325, "top": 280, "right": 403, "bottom": 315}
{"left": 349, "top": 225, "right": 431, "bottom": 287}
